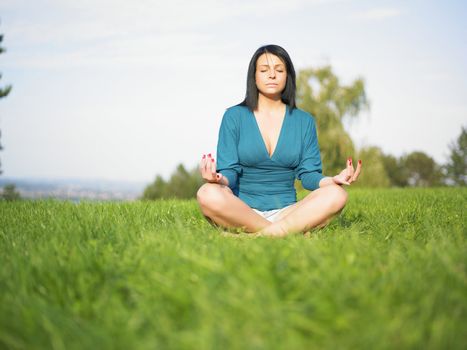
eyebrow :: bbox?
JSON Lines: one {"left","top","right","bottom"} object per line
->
{"left": 258, "top": 64, "right": 285, "bottom": 68}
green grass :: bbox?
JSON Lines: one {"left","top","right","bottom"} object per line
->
{"left": 0, "top": 188, "right": 466, "bottom": 350}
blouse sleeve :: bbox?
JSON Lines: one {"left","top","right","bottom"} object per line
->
{"left": 295, "top": 115, "right": 325, "bottom": 190}
{"left": 216, "top": 108, "right": 242, "bottom": 190}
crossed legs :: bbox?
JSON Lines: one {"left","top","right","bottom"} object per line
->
{"left": 196, "top": 183, "right": 348, "bottom": 236}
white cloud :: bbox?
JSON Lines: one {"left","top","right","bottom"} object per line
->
{"left": 4, "top": 0, "right": 348, "bottom": 46}
{"left": 3, "top": 0, "right": 318, "bottom": 70}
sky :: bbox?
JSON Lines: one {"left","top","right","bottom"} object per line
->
{"left": 0, "top": 0, "right": 466, "bottom": 183}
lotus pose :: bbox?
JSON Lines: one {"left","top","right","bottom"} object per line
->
{"left": 197, "top": 44, "right": 362, "bottom": 237}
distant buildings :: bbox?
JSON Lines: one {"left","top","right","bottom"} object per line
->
{"left": 0, "top": 178, "right": 146, "bottom": 201}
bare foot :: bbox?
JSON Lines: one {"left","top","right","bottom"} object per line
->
{"left": 254, "top": 221, "right": 288, "bottom": 237}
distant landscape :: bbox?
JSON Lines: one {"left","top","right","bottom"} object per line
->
{"left": 0, "top": 177, "right": 147, "bottom": 201}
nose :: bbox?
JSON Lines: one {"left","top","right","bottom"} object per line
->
{"left": 268, "top": 67, "right": 276, "bottom": 78}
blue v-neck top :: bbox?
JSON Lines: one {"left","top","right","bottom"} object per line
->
{"left": 216, "top": 104, "right": 326, "bottom": 211}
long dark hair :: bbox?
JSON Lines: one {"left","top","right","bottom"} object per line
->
{"left": 238, "top": 44, "right": 296, "bottom": 111}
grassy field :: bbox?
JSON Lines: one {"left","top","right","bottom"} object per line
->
{"left": 0, "top": 188, "right": 466, "bottom": 350}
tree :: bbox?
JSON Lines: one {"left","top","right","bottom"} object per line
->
{"left": 142, "top": 175, "right": 168, "bottom": 199}
{"left": 142, "top": 163, "right": 205, "bottom": 200}
{"left": 381, "top": 153, "right": 409, "bottom": 187}
{"left": 0, "top": 29, "right": 12, "bottom": 175}
{"left": 354, "top": 146, "right": 390, "bottom": 187}
{"left": 403, "top": 151, "right": 444, "bottom": 187}
{"left": 165, "top": 164, "right": 196, "bottom": 199}
{"left": 0, "top": 130, "right": 3, "bottom": 175}
{"left": 445, "top": 126, "right": 467, "bottom": 186}
{"left": 1, "top": 184, "right": 20, "bottom": 201}
{"left": 296, "top": 66, "right": 369, "bottom": 176}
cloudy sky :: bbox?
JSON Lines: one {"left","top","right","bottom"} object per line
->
{"left": 1, "top": 0, "right": 466, "bottom": 183}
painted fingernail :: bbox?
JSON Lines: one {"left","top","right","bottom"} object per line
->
{"left": 208, "top": 153, "right": 211, "bottom": 157}
{"left": 211, "top": 158, "right": 214, "bottom": 162}
{"left": 202, "top": 154, "right": 206, "bottom": 159}
{"left": 358, "top": 160, "right": 362, "bottom": 164}
{"left": 216, "top": 174, "right": 220, "bottom": 178}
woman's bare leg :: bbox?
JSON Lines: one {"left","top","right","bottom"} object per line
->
{"left": 196, "top": 182, "right": 273, "bottom": 232}
{"left": 255, "top": 185, "right": 348, "bottom": 236}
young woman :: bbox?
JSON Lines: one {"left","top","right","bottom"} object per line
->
{"left": 197, "top": 44, "right": 362, "bottom": 237}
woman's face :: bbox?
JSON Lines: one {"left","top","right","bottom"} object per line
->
{"left": 255, "top": 52, "right": 287, "bottom": 98}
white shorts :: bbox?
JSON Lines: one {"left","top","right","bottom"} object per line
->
{"left": 252, "top": 203, "right": 295, "bottom": 223}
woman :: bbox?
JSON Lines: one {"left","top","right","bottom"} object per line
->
{"left": 197, "top": 44, "right": 362, "bottom": 237}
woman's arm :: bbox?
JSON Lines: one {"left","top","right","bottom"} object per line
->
{"left": 215, "top": 108, "right": 241, "bottom": 190}
{"left": 295, "top": 115, "right": 362, "bottom": 189}
{"left": 295, "top": 116, "right": 325, "bottom": 190}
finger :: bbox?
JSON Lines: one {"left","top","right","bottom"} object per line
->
{"left": 205, "top": 153, "right": 212, "bottom": 178}
{"left": 339, "top": 180, "right": 351, "bottom": 186}
{"left": 347, "top": 157, "right": 355, "bottom": 178}
{"left": 200, "top": 154, "right": 208, "bottom": 175}
{"left": 342, "top": 169, "right": 352, "bottom": 183}
{"left": 352, "top": 160, "right": 362, "bottom": 181}
{"left": 210, "top": 157, "right": 217, "bottom": 178}
{"left": 333, "top": 175, "right": 350, "bottom": 186}
{"left": 202, "top": 154, "right": 213, "bottom": 179}
{"left": 205, "top": 153, "right": 212, "bottom": 173}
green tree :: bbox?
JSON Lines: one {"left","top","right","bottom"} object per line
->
{"left": 296, "top": 66, "right": 369, "bottom": 176}
{"left": 168, "top": 164, "right": 201, "bottom": 198}
{"left": 142, "top": 175, "right": 168, "bottom": 199}
{"left": 445, "top": 126, "right": 466, "bottom": 186}
{"left": 142, "top": 163, "right": 204, "bottom": 200}
{"left": 1, "top": 184, "right": 20, "bottom": 201}
{"left": 354, "top": 146, "right": 390, "bottom": 187}
{"left": 403, "top": 151, "right": 444, "bottom": 187}
{"left": 381, "top": 153, "right": 409, "bottom": 187}
{"left": 0, "top": 30, "right": 12, "bottom": 175}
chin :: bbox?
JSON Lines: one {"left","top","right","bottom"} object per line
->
{"left": 262, "top": 86, "right": 284, "bottom": 93}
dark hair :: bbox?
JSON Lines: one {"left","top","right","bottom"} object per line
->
{"left": 238, "top": 44, "right": 296, "bottom": 111}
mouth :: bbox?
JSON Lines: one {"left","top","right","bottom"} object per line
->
{"left": 266, "top": 83, "right": 278, "bottom": 86}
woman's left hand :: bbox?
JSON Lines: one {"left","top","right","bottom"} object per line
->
{"left": 332, "top": 157, "right": 362, "bottom": 185}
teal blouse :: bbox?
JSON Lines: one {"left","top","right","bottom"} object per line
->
{"left": 216, "top": 104, "right": 325, "bottom": 211}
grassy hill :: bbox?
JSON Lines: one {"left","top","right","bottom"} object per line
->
{"left": 0, "top": 188, "right": 465, "bottom": 349}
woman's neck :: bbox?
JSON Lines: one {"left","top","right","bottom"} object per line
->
{"left": 256, "top": 93, "right": 284, "bottom": 113}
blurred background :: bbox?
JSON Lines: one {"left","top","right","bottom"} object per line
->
{"left": 0, "top": 0, "right": 465, "bottom": 201}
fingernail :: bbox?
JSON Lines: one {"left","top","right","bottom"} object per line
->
{"left": 208, "top": 153, "right": 211, "bottom": 157}
{"left": 211, "top": 158, "right": 214, "bottom": 162}
{"left": 216, "top": 174, "right": 220, "bottom": 178}
{"left": 358, "top": 160, "right": 362, "bottom": 164}
{"left": 349, "top": 159, "right": 352, "bottom": 165}
{"left": 202, "top": 154, "right": 206, "bottom": 159}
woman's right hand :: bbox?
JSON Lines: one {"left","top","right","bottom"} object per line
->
{"left": 200, "top": 153, "right": 224, "bottom": 184}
